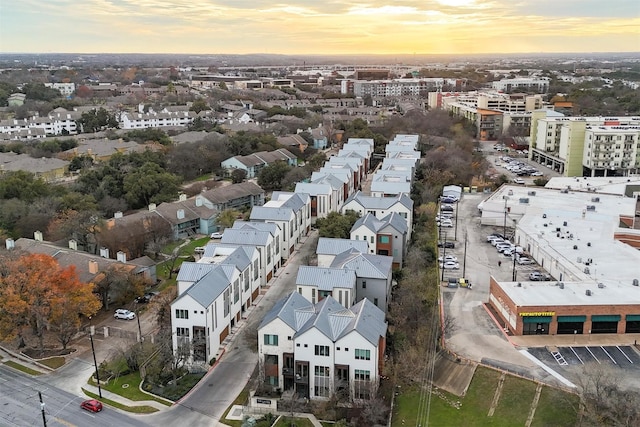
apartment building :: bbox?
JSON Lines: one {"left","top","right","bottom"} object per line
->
{"left": 491, "top": 77, "right": 550, "bottom": 93}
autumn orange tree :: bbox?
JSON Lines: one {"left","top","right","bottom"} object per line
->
{"left": 0, "top": 253, "right": 101, "bottom": 352}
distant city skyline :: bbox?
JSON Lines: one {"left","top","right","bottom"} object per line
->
{"left": 1, "top": 0, "right": 639, "bottom": 55}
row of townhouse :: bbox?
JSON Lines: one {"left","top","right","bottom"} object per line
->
{"left": 170, "top": 134, "right": 419, "bottom": 399}
{"left": 370, "top": 134, "right": 420, "bottom": 197}
{"left": 119, "top": 110, "right": 197, "bottom": 129}
{"left": 528, "top": 111, "right": 640, "bottom": 177}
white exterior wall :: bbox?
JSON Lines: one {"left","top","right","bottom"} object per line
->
{"left": 350, "top": 225, "right": 376, "bottom": 254}
{"left": 342, "top": 200, "right": 412, "bottom": 238}
{"left": 356, "top": 277, "right": 390, "bottom": 312}
{"left": 258, "top": 318, "right": 296, "bottom": 388}
{"left": 334, "top": 331, "right": 380, "bottom": 398}
{"left": 294, "top": 328, "right": 336, "bottom": 399}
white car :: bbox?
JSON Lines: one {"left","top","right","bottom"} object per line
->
{"left": 531, "top": 172, "right": 543, "bottom": 176}
{"left": 513, "top": 178, "right": 525, "bottom": 185}
{"left": 518, "top": 257, "right": 534, "bottom": 265}
{"left": 438, "top": 255, "right": 458, "bottom": 263}
{"left": 489, "top": 238, "right": 505, "bottom": 246}
{"left": 440, "top": 220, "right": 454, "bottom": 228}
{"left": 114, "top": 309, "right": 136, "bottom": 320}
{"left": 440, "top": 261, "right": 460, "bottom": 270}
{"left": 210, "top": 232, "right": 224, "bottom": 239}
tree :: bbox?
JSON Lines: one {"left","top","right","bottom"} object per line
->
{"left": 47, "top": 209, "right": 103, "bottom": 252}
{"left": 77, "top": 107, "right": 118, "bottom": 133}
{"left": 216, "top": 209, "right": 242, "bottom": 229}
{"left": 122, "top": 162, "right": 181, "bottom": 209}
{"left": 0, "top": 254, "right": 100, "bottom": 353}
{"left": 231, "top": 169, "right": 247, "bottom": 183}
{"left": 315, "top": 210, "right": 360, "bottom": 239}
{"left": 189, "top": 98, "right": 210, "bottom": 113}
{"left": 257, "top": 161, "right": 292, "bottom": 191}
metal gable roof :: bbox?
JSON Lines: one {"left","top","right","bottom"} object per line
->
{"left": 232, "top": 220, "right": 280, "bottom": 236}
{"left": 176, "top": 261, "right": 219, "bottom": 282}
{"left": 352, "top": 213, "right": 386, "bottom": 233}
{"left": 381, "top": 212, "right": 409, "bottom": 234}
{"left": 316, "top": 237, "right": 368, "bottom": 256}
{"left": 330, "top": 250, "right": 392, "bottom": 279}
{"left": 338, "top": 298, "right": 387, "bottom": 345}
{"left": 181, "top": 265, "right": 233, "bottom": 307}
{"left": 221, "top": 228, "right": 272, "bottom": 246}
{"left": 295, "top": 297, "right": 353, "bottom": 341}
{"left": 296, "top": 266, "right": 356, "bottom": 290}
{"left": 344, "top": 191, "right": 413, "bottom": 210}
{"left": 250, "top": 206, "right": 295, "bottom": 221}
{"left": 258, "top": 291, "right": 313, "bottom": 330}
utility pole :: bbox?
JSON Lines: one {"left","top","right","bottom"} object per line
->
{"left": 512, "top": 252, "right": 517, "bottom": 281}
{"left": 38, "top": 391, "right": 47, "bottom": 427}
{"left": 503, "top": 196, "right": 509, "bottom": 238}
{"left": 462, "top": 234, "right": 468, "bottom": 278}
{"left": 89, "top": 318, "right": 102, "bottom": 398}
{"left": 135, "top": 302, "right": 143, "bottom": 349}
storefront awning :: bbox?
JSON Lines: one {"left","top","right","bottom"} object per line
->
{"left": 557, "top": 315, "right": 587, "bottom": 323}
{"left": 626, "top": 315, "right": 640, "bottom": 321}
{"left": 591, "top": 315, "right": 621, "bottom": 322}
{"left": 522, "top": 316, "right": 552, "bottom": 324}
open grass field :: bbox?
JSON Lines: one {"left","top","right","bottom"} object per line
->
{"left": 392, "top": 366, "right": 579, "bottom": 427}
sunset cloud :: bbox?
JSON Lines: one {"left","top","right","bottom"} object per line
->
{"left": 1, "top": 0, "right": 638, "bottom": 54}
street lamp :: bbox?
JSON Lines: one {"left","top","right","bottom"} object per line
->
{"left": 88, "top": 317, "right": 102, "bottom": 398}
{"left": 503, "top": 196, "right": 509, "bottom": 238}
{"left": 441, "top": 233, "right": 447, "bottom": 282}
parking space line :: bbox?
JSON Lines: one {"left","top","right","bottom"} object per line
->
{"left": 617, "top": 346, "right": 633, "bottom": 363}
{"left": 569, "top": 347, "right": 584, "bottom": 365}
{"left": 600, "top": 346, "right": 617, "bottom": 364}
{"left": 585, "top": 347, "right": 600, "bottom": 364}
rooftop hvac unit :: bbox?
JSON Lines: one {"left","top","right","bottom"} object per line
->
{"left": 519, "top": 198, "right": 530, "bottom": 204}
{"left": 559, "top": 283, "right": 565, "bottom": 289}
{"left": 556, "top": 227, "right": 561, "bottom": 232}
{"left": 633, "top": 279, "right": 639, "bottom": 287}
{"left": 584, "top": 267, "right": 590, "bottom": 274}
{"left": 587, "top": 242, "right": 591, "bottom": 247}
{"left": 542, "top": 213, "right": 547, "bottom": 218}
{"left": 598, "top": 283, "right": 605, "bottom": 289}
{"left": 528, "top": 191, "right": 536, "bottom": 196}
{"left": 591, "top": 197, "right": 600, "bottom": 202}
{"left": 577, "top": 257, "right": 582, "bottom": 263}
{"left": 563, "top": 221, "right": 568, "bottom": 226}
{"left": 586, "top": 290, "right": 592, "bottom": 296}
{"left": 586, "top": 205, "right": 596, "bottom": 211}
{"left": 573, "top": 245, "right": 578, "bottom": 250}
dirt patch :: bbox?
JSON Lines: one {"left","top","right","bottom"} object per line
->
{"left": 433, "top": 351, "right": 477, "bottom": 396}
{"left": 22, "top": 347, "right": 76, "bottom": 360}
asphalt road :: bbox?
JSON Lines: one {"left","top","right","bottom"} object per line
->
{"left": 0, "top": 365, "right": 149, "bottom": 427}
{"left": 144, "top": 231, "right": 319, "bottom": 426}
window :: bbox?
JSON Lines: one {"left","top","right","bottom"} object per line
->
{"left": 315, "top": 366, "right": 329, "bottom": 376}
{"left": 355, "top": 369, "right": 371, "bottom": 381}
{"left": 374, "top": 298, "right": 379, "bottom": 306}
{"left": 355, "top": 348, "right": 371, "bottom": 360}
{"left": 370, "top": 236, "right": 374, "bottom": 244}
{"left": 175, "top": 309, "right": 188, "bottom": 319}
{"left": 264, "top": 334, "right": 278, "bottom": 346}
{"left": 379, "top": 235, "right": 389, "bottom": 244}
{"left": 362, "top": 281, "right": 367, "bottom": 289}
{"left": 176, "top": 327, "right": 189, "bottom": 337}
{"left": 315, "top": 345, "right": 330, "bottom": 356}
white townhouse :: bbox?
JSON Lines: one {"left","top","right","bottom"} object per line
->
{"left": 258, "top": 292, "right": 387, "bottom": 400}
{"left": 386, "top": 150, "right": 421, "bottom": 162}
{"left": 295, "top": 266, "right": 357, "bottom": 308}
{"left": 294, "top": 182, "right": 336, "bottom": 222}
{"left": 199, "top": 244, "right": 261, "bottom": 311}
{"left": 44, "top": 82, "right": 76, "bottom": 97}
{"left": 316, "top": 237, "right": 369, "bottom": 268}
{"left": 350, "top": 213, "right": 408, "bottom": 269}
{"left": 344, "top": 138, "right": 374, "bottom": 155}
{"left": 327, "top": 156, "right": 366, "bottom": 189}
{"left": 342, "top": 191, "right": 414, "bottom": 239}
{"left": 311, "top": 171, "right": 351, "bottom": 203}
{"left": 384, "top": 145, "right": 421, "bottom": 158}
{"left": 171, "top": 264, "right": 240, "bottom": 366}
{"left": 336, "top": 150, "right": 370, "bottom": 175}
{"left": 221, "top": 228, "right": 277, "bottom": 284}
{"left": 390, "top": 134, "right": 419, "bottom": 148}
{"left": 369, "top": 176, "right": 411, "bottom": 198}
{"left": 232, "top": 220, "right": 283, "bottom": 264}
{"left": 250, "top": 192, "right": 311, "bottom": 260}
{"left": 317, "top": 166, "right": 356, "bottom": 197}
{"left": 330, "top": 249, "right": 393, "bottom": 313}
{"left": 380, "top": 158, "right": 417, "bottom": 176}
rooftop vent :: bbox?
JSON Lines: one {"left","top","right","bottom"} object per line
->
{"left": 586, "top": 205, "right": 596, "bottom": 211}
{"left": 633, "top": 279, "right": 639, "bottom": 287}
{"left": 586, "top": 289, "right": 592, "bottom": 296}
{"left": 542, "top": 213, "right": 547, "bottom": 218}
{"left": 591, "top": 197, "right": 600, "bottom": 202}
{"left": 587, "top": 242, "right": 591, "bottom": 247}
{"left": 528, "top": 191, "right": 536, "bottom": 196}
{"left": 573, "top": 245, "right": 578, "bottom": 250}
{"left": 563, "top": 221, "right": 568, "bottom": 226}
{"left": 584, "top": 267, "right": 590, "bottom": 274}
{"left": 517, "top": 282, "right": 522, "bottom": 287}
{"left": 559, "top": 282, "right": 565, "bottom": 289}
{"left": 597, "top": 283, "right": 605, "bottom": 289}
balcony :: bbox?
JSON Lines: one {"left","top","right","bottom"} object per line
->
{"left": 283, "top": 367, "right": 294, "bottom": 376}
{"left": 294, "top": 374, "right": 309, "bottom": 384}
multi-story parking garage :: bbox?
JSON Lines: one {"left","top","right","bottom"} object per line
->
{"left": 482, "top": 180, "right": 640, "bottom": 336}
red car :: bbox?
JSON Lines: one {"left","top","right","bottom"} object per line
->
{"left": 80, "top": 399, "right": 103, "bottom": 413}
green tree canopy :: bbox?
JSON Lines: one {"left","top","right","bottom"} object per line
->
{"left": 315, "top": 210, "right": 360, "bottom": 239}
{"left": 123, "top": 162, "right": 181, "bottom": 208}
{"left": 257, "top": 161, "right": 292, "bottom": 191}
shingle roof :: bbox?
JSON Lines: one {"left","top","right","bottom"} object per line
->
{"left": 200, "top": 182, "right": 264, "bottom": 204}
{"left": 316, "top": 237, "right": 368, "bottom": 255}
{"left": 296, "top": 266, "right": 356, "bottom": 290}
{"left": 330, "top": 250, "right": 392, "bottom": 279}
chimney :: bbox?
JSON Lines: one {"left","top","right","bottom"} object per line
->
{"left": 99, "top": 247, "right": 109, "bottom": 258}
{"left": 177, "top": 209, "right": 185, "bottom": 220}
{"left": 179, "top": 193, "right": 187, "bottom": 202}
{"left": 34, "top": 231, "right": 43, "bottom": 241}
{"left": 149, "top": 203, "right": 157, "bottom": 212}
{"left": 116, "top": 251, "right": 127, "bottom": 263}
{"left": 195, "top": 196, "right": 203, "bottom": 207}
{"left": 69, "top": 239, "right": 78, "bottom": 250}
{"left": 5, "top": 238, "right": 15, "bottom": 250}
{"left": 114, "top": 211, "right": 123, "bottom": 219}
{"left": 89, "top": 260, "right": 99, "bottom": 274}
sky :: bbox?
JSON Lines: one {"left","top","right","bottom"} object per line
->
{"left": 0, "top": 0, "right": 639, "bottom": 55}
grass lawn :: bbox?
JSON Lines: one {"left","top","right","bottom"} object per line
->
{"left": 4, "top": 360, "right": 42, "bottom": 376}
{"left": 392, "top": 367, "right": 576, "bottom": 427}
{"left": 92, "top": 371, "right": 171, "bottom": 406}
{"left": 274, "top": 417, "right": 316, "bottom": 427}
{"left": 39, "top": 356, "right": 66, "bottom": 369}
{"left": 218, "top": 386, "right": 251, "bottom": 427}
{"left": 81, "top": 388, "right": 158, "bottom": 414}
{"left": 530, "top": 386, "right": 579, "bottom": 427}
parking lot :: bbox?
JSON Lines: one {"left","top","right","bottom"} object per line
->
{"left": 529, "top": 345, "right": 640, "bottom": 367}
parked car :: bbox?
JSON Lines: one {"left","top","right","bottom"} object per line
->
{"left": 441, "top": 195, "right": 459, "bottom": 203}
{"left": 440, "top": 204, "right": 454, "bottom": 212}
{"left": 440, "top": 261, "right": 460, "bottom": 270}
{"left": 513, "top": 178, "right": 525, "bottom": 185}
{"left": 487, "top": 233, "right": 505, "bottom": 242}
{"left": 438, "top": 255, "right": 458, "bottom": 263}
{"left": 489, "top": 237, "right": 505, "bottom": 246}
{"left": 210, "top": 232, "right": 224, "bottom": 239}
{"left": 135, "top": 292, "right": 158, "bottom": 304}
{"left": 440, "top": 219, "right": 454, "bottom": 228}
{"left": 80, "top": 399, "right": 103, "bottom": 413}
{"left": 438, "top": 241, "right": 455, "bottom": 249}
{"left": 518, "top": 257, "right": 534, "bottom": 265}
{"left": 529, "top": 271, "right": 552, "bottom": 281}
{"left": 114, "top": 309, "right": 136, "bottom": 320}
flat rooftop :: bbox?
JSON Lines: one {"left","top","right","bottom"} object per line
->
{"left": 546, "top": 176, "right": 640, "bottom": 197}
{"left": 498, "top": 280, "right": 640, "bottom": 308}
